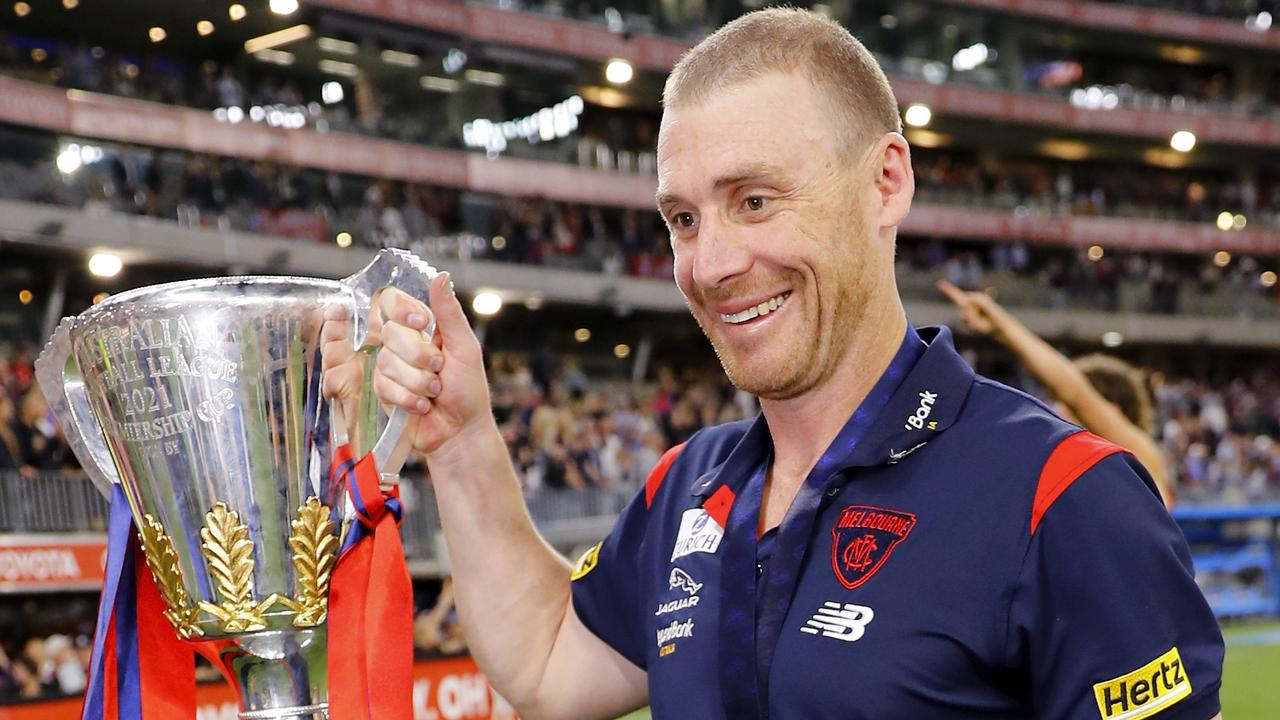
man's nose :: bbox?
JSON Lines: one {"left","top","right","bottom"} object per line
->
{"left": 691, "top": 214, "right": 752, "bottom": 289}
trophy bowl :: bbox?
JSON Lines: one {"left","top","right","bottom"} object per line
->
{"left": 35, "top": 249, "right": 436, "bottom": 720}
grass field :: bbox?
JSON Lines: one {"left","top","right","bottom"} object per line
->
{"left": 614, "top": 622, "right": 1280, "bottom": 719}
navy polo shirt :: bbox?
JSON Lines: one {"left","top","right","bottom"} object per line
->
{"left": 570, "top": 325, "right": 1224, "bottom": 720}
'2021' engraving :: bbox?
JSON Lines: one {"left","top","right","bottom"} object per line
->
{"left": 86, "top": 315, "right": 242, "bottom": 452}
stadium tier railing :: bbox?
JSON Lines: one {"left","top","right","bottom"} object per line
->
{"left": 0, "top": 470, "right": 620, "bottom": 578}
{"left": 1172, "top": 504, "right": 1280, "bottom": 619}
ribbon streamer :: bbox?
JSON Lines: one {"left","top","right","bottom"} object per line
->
{"left": 328, "top": 442, "right": 415, "bottom": 720}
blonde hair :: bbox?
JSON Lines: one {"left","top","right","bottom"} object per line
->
{"left": 662, "top": 7, "right": 901, "bottom": 153}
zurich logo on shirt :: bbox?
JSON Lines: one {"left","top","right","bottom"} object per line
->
{"left": 671, "top": 508, "right": 724, "bottom": 562}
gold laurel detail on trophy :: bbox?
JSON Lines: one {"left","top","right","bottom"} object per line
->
{"left": 286, "top": 497, "right": 338, "bottom": 627}
{"left": 137, "top": 514, "right": 204, "bottom": 639}
{"left": 197, "top": 502, "right": 270, "bottom": 633}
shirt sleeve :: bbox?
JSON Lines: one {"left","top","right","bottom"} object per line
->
{"left": 569, "top": 486, "right": 651, "bottom": 669}
{"left": 1007, "top": 452, "right": 1224, "bottom": 720}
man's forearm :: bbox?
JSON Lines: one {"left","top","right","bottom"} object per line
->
{"left": 425, "top": 418, "right": 574, "bottom": 709}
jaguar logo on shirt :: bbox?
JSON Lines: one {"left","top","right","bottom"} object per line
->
{"left": 830, "top": 505, "right": 917, "bottom": 590}
{"left": 670, "top": 508, "right": 724, "bottom": 562}
{"left": 656, "top": 568, "right": 703, "bottom": 617}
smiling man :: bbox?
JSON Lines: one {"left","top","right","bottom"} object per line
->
{"left": 360, "top": 8, "right": 1225, "bottom": 720}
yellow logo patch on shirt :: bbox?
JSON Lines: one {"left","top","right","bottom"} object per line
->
{"left": 1093, "top": 646, "right": 1191, "bottom": 720}
{"left": 570, "top": 542, "right": 601, "bottom": 581}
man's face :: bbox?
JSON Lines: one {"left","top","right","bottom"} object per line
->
{"left": 657, "top": 72, "right": 887, "bottom": 400}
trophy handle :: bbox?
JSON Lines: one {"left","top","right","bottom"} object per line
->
{"left": 342, "top": 248, "right": 440, "bottom": 475}
{"left": 35, "top": 317, "right": 120, "bottom": 498}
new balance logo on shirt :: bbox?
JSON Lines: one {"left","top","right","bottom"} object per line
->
{"left": 800, "top": 602, "right": 875, "bottom": 642}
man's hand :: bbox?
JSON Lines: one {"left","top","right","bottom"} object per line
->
{"left": 371, "top": 272, "right": 494, "bottom": 457}
{"left": 937, "top": 280, "right": 1008, "bottom": 341}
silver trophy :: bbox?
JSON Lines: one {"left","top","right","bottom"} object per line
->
{"left": 35, "top": 249, "right": 437, "bottom": 720}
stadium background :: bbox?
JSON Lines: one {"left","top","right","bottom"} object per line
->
{"left": 0, "top": 0, "right": 1278, "bottom": 717}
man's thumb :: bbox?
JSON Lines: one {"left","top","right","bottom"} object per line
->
{"left": 428, "top": 271, "right": 472, "bottom": 343}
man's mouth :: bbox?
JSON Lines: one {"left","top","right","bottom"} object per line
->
{"left": 719, "top": 292, "right": 791, "bottom": 324}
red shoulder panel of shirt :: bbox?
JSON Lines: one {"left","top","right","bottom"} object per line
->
{"left": 1030, "top": 430, "right": 1127, "bottom": 535}
{"left": 645, "top": 443, "right": 687, "bottom": 509}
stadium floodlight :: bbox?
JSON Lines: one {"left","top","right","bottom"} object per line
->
{"left": 56, "top": 145, "right": 82, "bottom": 174}
{"left": 62, "top": 0, "right": 77, "bottom": 8}
{"left": 421, "top": 76, "right": 461, "bottom": 93}
{"left": 319, "top": 59, "right": 359, "bottom": 78}
{"left": 254, "top": 50, "right": 294, "bottom": 67}
{"left": 605, "top": 58, "right": 633, "bottom": 85}
{"left": 244, "top": 24, "right": 311, "bottom": 54}
{"left": 380, "top": 49, "right": 420, "bottom": 68}
{"left": 270, "top": 0, "right": 299, "bottom": 15}
{"left": 197, "top": 20, "right": 214, "bottom": 36}
{"left": 335, "top": 232, "right": 352, "bottom": 248}
{"left": 321, "top": 81, "right": 344, "bottom": 104}
{"left": 228, "top": 4, "right": 247, "bottom": 21}
{"left": 1216, "top": 211, "right": 1234, "bottom": 232}
{"left": 1087, "top": 245, "right": 1104, "bottom": 261}
{"left": 472, "top": 292, "right": 503, "bottom": 316}
{"left": 88, "top": 252, "right": 123, "bottom": 278}
{"left": 1213, "top": 251, "right": 1231, "bottom": 267}
{"left": 18, "top": 289, "right": 33, "bottom": 305}
{"left": 317, "top": 37, "right": 358, "bottom": 55}
{"left": 1169, "top": 130, "right": 1196, "bottom": 153}
{"left": 904, "top": 104, "right": 932, "bottom": 128}
{"left": 149, "top": 27, "right": 167, "bottom": 43}
{"left": 1247, "top": 11, "right": 1272, "bottom": 32}
{"left": 614, "top": 344, "right": 631, "bottom": 359}
{"left": 1261, "top": 271, "right": 1277, "bottom": 288}
{"left": 524, "top": 295, "right": 543, "bottom": 310}
{"left": 13, "top": 2, "right": 30, "bottom": 18}
{"left": 1233, "top": 214, "right": 1247, "bottom": 231}
{"left": 464, "top": 69, "right": 505, "bottom": 87}
{"left": 1101, "top": 332, "right": 1123, "bottom": 348}
{"left": 574, "top": 328, "right": 591, "bottom": 343}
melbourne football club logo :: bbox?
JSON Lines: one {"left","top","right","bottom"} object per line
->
{"left": 830, "top": 505, "right": 917, "bottom": 590}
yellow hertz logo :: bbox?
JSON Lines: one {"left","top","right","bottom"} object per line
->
{"left": 570, "top": 542, "right": 601, "bottom": 581}
{"left": 1093, "top": 647, "right": 1191, "bottom": 720}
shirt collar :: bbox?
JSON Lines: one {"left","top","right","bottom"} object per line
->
{"left": 692, "top": 324, "right": 975, "bottom": 498}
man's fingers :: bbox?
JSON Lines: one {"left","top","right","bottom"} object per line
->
{"left": 322, "top": 363, "right": 362, "bottom": 399}
{"left": 382, "top": 320, "right": 442, "bottom": 370}
{"left": 376, "top": 287, "right": 433, "bottom": 332}
{"left": 936, "top": 279, "right": 969, "bottom": 308}
{"left": 377, "top": 348, "right": 440, "bottom": 398}
{"left": 375, "top": 373, "right": 431, "bottom": 414}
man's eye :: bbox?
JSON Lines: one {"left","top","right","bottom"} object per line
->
{"left": 745, "top": 196, "right": 766, "bottom": 211}
{"left": 674, "top": 212, "right": 695, "bottom": 228}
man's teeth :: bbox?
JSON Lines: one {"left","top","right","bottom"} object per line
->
{"left": 721, "top": 292, "right": 790, "bottom": 324}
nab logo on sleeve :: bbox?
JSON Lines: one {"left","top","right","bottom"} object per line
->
{"left": 1093, "top": 646, "right": 1191, "bottom": 720}
{"left": 670, "top": 508, "right": 724, "bottom": 562}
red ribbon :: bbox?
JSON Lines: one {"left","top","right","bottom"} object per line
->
{"left": 328, "top": 444, "right": 415, "bottom": 720}
{"left": 133, "top": 543, "right": 197, "bottom": 718}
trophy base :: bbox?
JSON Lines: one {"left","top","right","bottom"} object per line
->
{"left": 238, "top": 702, "right": 328, "bottom": 720}
{"left": 210, "top": 627, "right": 329, "bottom": 720}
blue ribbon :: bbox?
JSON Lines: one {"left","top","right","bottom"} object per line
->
{"left": 82, "top": 485, "right": 141, "bottom": 720}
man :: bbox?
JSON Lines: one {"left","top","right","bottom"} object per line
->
{"left": 352, "top": 9, "right": 1224, "bottom": 719}
{"left": 938, "top": 280, "right": 1173, "bottom": 506}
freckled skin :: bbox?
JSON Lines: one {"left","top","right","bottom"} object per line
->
{"left": 657, "top": 72, "right": 900, "bottom": 401}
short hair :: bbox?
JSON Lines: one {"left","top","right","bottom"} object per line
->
{"left": 1073, "top": 354, "right": 1156, "bottom": 434}
{"left": 663, "top": 7, "right": 902, "bottom": 152}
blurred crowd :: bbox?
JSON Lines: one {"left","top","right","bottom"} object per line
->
{"left": 4, "top": 139, "right": 1279, "bottom": 312}
{"left": 1156, "top": 375, "right": 1280, "bottom": 504}
{"left": 0, "top": 349, "right": 73, "bottom": 476}
{"left": 0, "top": 633, "right": 91, "bottom": 701}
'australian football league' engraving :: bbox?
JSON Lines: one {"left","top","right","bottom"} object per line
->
{"left": 80, "top": 315, "right": 242, "bottom": 451}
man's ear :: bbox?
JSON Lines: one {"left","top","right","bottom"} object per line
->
{"left": 874, "top": 132, "right": 914, "bottom": 231}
